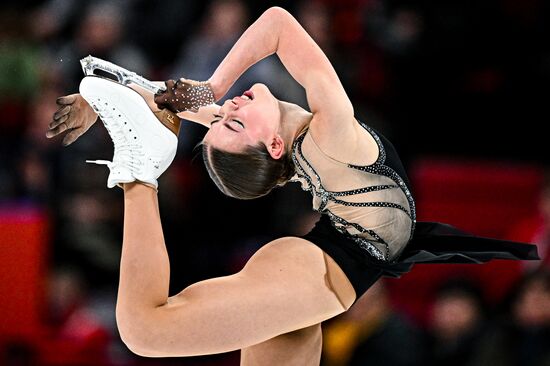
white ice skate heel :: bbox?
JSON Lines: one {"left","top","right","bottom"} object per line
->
{"left": 79, "top": 76, "right": 180, "bottom": 189}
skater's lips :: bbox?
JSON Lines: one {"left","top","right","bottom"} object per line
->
{"left": 243, "top": 90, "right": 254, "bottom": 100}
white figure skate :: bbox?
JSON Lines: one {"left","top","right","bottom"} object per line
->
{"left": 80, "top": 76, "right": 179, "bottom": 189}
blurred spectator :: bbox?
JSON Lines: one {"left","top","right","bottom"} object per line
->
{"left": 424, "top": 278, "right": 487, "bottom": 366}
{"left": 169, "top": 0, "right": 252, "bottom": 91}
{"left": 14, "top": 87, "right": 62, "bottom": 202}
{"left": 0, "top": 8, "right": 42, "bottom": 197}
{"left": 362, "top": 1, "right": 423, "bottom": 56}
{"left": 29, "top": 0, "right": 202, "bottom": 73}
{"left": 30, "top": 0, "right": 80, "bottom": 43}
{"left": 51, "top": 1, "right": 150, "bottom": 92}
{"left": 296, "top": 1, "right": 333, "bottom": 54}
{"left": 471, "top": 270, "right": 550, "bottom": 366}
{"left": 41, "top": 267, "right": 111, "bottom": 365}
{"left": 0, "top": 9, "right": 41, "bottom": 100}
{"left": 57, "top": 190, "right": 123, "bottom": 286}
{"left": 322, "top": 280, "right": 423, "bottom": 366}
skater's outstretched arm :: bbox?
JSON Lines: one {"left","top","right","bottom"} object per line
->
{"left": 207, "top": 6, "right": 353, "bottom": 121}
{"left": 154, "top": 6, "right": 358, "bottom": 155}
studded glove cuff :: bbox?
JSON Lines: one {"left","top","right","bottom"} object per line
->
{"left": 154, "top": 79, "right": 215, "bottom": 113}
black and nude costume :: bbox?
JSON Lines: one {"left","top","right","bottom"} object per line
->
{"left": 294, "top": 121, "right": 539, "bottom": 298}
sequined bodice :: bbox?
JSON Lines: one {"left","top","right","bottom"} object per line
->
{"left": 290, "top": 121, "right": 416, "bottom": 262}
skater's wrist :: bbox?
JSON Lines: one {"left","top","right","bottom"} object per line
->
{"left": 154, "top": 79, "right": 215, "bottom": 113}
{"left": 207, "top": 77, "right": 224, "bottom": 102}
{"left": 78, "top": 94, "right": 98, "bottom": 118}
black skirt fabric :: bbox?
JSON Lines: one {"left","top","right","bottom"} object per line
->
{"left": 300, "top": 215, "right": 540, "bottom": 298}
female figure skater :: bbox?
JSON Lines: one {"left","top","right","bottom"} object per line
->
{"left": 47, "top": 7, "right": 538, "bottom": 364}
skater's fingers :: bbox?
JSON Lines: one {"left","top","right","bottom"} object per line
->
{"left": 49, "top": 114, "right": 69, "bottom": 129}
{"left": 153, "top": 94, "right": 166, "bottom": 108}
{"left": 45, "top": 122, "right": 69, "bottom": 138}
{"left": 53, "top": 105, "right": 71, "bottom": 121}
{"left": 165, "top": 79, "right": 177, "bottom": 90}
{"left": 154, "top": 94, "right": 175, "bottom": 110}
{"left": 62, "top": 128, "right": 83, "bottom": 146}
{"left": 56, "top": 94, "right": 77, "bottom": 106}
{"left": 154, "top": 92, "right": 166, "bottom": 103}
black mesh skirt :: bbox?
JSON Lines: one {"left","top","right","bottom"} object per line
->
{"left": 300, "top": 215, "right": 540, "bottom": 298}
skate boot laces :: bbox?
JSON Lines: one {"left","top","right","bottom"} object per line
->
{"left": 86, "top": 100, "right": 145, "bottom": 175}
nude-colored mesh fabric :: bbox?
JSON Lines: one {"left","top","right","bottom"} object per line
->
{"left": 291, "top": 128, "right": 413, "bottom": 261}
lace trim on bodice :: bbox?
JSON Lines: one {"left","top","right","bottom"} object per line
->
{"left": 290, "top": 121, "right": 416, "bottom": 262}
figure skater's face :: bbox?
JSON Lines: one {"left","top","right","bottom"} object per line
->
{"left": 203, "top": 84, "right": 283, "bottom": 157}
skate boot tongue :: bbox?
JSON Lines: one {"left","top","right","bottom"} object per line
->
{"left": 153, "top": 109, "right": 181, "bottom": 136}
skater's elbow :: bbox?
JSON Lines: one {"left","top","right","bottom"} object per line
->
{"left": 116, "top": 305, "right": 192, "bottom": 357}
{"left": 116, "top": 307, "right": 159, "bottom": 357}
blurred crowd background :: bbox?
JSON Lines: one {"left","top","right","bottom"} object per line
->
{"left": 1, "top": 0, "right": 550, "bottom": 365}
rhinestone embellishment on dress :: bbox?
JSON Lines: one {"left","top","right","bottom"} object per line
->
{"left": 290, "top": 121, "right": 416, "bottom": 262}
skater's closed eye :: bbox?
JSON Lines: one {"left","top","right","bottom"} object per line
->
{"left": 232, "top": 119, "right": 244, "bottom": 128}
{"left": 210, "top": 114, "right": 223, "bottom": 125}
